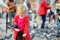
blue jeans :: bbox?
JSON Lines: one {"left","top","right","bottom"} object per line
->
{"left": 41, "top": 15, "right": 46, "bottom": 29}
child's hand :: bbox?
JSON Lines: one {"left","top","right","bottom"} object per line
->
{"left": 22, "top": 34, "right": 27, "bottom": 37}
{"left": 14, "top": 28, "right": 20, "bottom": 32}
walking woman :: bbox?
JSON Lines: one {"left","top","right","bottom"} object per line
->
{"left": 38, "top": 0, "right": 51, "bottom": 29}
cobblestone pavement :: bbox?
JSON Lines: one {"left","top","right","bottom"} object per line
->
{"left": 0, "top": 17, "right": 60, "bottom": 40}
{"left": 0, "top": 18, "right": 6, "bottom": 39}
{"left": 0, "top": 0, "right": 60, "bottom": 40}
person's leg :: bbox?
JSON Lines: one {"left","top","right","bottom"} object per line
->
{"left": 9, "top": 12, "right": 13, "bottom": 23}
{"left": 16, "top": 31, "right": 24, "bottom": 40}
{"left": 12, "top": 12, "right": 16, "bottom": 18}
{"left": 0, "top": 12, "right": 2, "bottom": 18}
{"left": 14, "top": 30, "right": 18, "bottom": 40}
{"left": 5, "top": 12, "right": 8, "bottom": 39}
{"left": 41, "top": 15, "right": 46, "bottom": 29}
{"left": 49, "top": 14, "right": 51, "bottom": 23}
{"left": 6, "top": 12, "right": 9, "bottom": 23}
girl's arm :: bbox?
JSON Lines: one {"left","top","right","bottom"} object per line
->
{"left": 12, "top": 15, "right": 20, "bottom": 31}
{"left": 24, "top": 17, "right": 29, "bottom": 34}
{"left": 13, "top": 15, "right": 18, "bottom": 25}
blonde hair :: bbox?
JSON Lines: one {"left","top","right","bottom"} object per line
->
{"left": 17, "top": 4, "right": 26, "bottom": 15}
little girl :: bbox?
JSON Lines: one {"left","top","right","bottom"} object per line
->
{"left": 13, "top": 4, "right": 30, "bottom": 40}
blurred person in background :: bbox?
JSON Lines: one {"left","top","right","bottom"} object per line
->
{"left": 50, "top": 0, "right": 56, "bottom": 5}
{"left": 23, "top": 0, "right": 32, "bottom": 19}
{"left": 38, "top": 0, "right": 51, "bottom": 30}
{"left": 0, "top": 0, "right": 8, "bottom": 18}
{"left": 6, "top": 0, "right": 16, "bottom": 23}
{"left": 36, "top": 0, "right": 40, "bottom": 11}
{"left": 3, "top": 0, "right": 6, "bottom": 2}
{"left": 56, "top": 0, "right": 60, "bottom": 3}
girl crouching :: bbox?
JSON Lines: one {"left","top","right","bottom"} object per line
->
{"left": 13, "top": 4, "right": 30, "bottom": 40}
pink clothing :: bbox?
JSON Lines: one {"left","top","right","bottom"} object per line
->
{"left": 18, "top": 16, "right": 25, "bottom": 31}
{"left": 13, "top": 15, "right": 30, "bottom": 40}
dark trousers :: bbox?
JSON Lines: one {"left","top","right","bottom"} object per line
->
{"left": 6, "top": 12, "right": 8, "bottom": 32}
{"left": 6, "top": 12, "right": 8, "bottom": 23}
{"left": 6, "top": 12, "right": 16, "bottom": 23}
{"left": 41, "top": 15, "right": 46, "bottom": 29}
{"left": 9, "top": 12, "right": 16, "bottom": 23}
{"left": 16, "top": 31, "right": 24, "bottom": 40}
{"left": 0, "top": 12, "right": 2, "bottom": 18}
{"left": 6, "top": 12, "right": 15, "bottom": 33}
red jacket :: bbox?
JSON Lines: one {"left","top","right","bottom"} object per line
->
{"left": 38, "top": 0, "right": 51, "bottom": 15}
{"left": 13, "top": 15, "right": 30, "bottom": 40}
